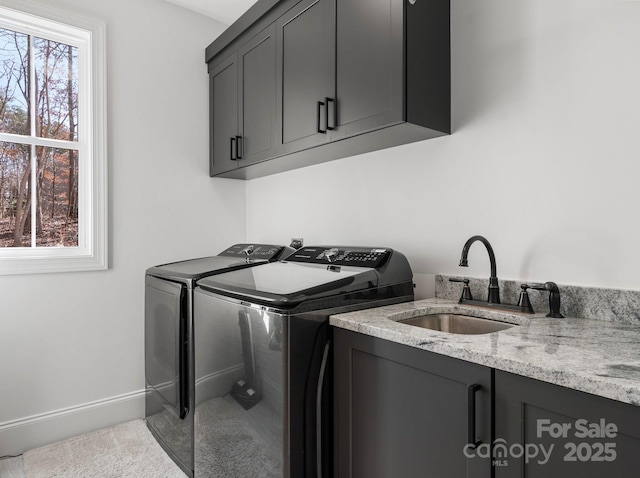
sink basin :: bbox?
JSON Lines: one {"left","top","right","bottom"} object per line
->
{"left": 399, "top": 313, "right": 515, "bottom": 335}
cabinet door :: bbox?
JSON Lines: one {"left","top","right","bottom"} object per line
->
{"left": 276, "top": 0, "right": 335, "bottom": 153}
{"left": 495, "top": 371, "right": 640, "bottom": 477}
{"left": 333, "top": 0, "right": 404, "bottom": 140}
{"left": 209, "top": 53, "right": 239, "bottom": 176}
{"left": 334, "top": 329, "right": 492, "bottom": 478}
{"left": 237, "top": 24, "right": 277, "bottom": 167}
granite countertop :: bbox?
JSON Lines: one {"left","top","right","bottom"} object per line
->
{"left": 330, "top": 298, "right": 640, "bottom": 406}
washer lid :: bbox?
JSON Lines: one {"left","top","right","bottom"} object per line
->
{"left": 197, "top": 246, "right": 413, "bottom": 308}
{"left": 197, "top": 261, "right": 380, "bottom": 308}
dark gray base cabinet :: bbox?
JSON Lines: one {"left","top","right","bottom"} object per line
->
{"left": 333, "top": 330, "right": 640, "bottom": 478}
{"left": 495, "top": 371, "right": 640, "bottom": 478}
{"left": 333, "top": 329, "right": 492, "bottom": 478}
{"left": 206, "top": 0, "right": 451, "bottom": 180}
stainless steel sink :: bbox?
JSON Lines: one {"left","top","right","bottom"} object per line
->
{"left": 399, "top": 313, "right": 515, "bottom": 335}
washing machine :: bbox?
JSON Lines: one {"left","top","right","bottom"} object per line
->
{"left": 144, "top": 243, "right": 293, "bottom": 477}
{"left": 192, "top": 246, "right": 414, "bottom": 477}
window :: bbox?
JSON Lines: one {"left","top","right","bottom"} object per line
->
{"left": 0, "top": 0, "right": 106, "bottom": 275}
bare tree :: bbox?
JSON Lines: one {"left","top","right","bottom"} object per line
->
{"left": 13, "top": 154, "right": 30, "bottom": 246}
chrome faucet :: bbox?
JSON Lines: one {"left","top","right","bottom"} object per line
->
{"left": 459, "top": 235, "right": 500, "bottom": 304}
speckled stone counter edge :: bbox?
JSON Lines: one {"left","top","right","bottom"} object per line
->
{"left": 330, "top": 298, "right": 640, "bottom": 406}
{"left": 437, "top": 275, "right": 640, "bottom": 324}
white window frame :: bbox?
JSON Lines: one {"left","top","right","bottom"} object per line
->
{"left": 0, "top": 0, "right": 107, "bottom": 275}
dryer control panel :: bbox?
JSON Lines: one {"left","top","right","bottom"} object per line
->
{"left": 218, "top": 244, "right": 287, "bottom": 261}
{"left": 285, "top": 246, "right": 391, "bottom": 268}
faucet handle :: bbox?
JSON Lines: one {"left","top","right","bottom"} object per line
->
{"left": 528, "top": 282, "right": 564, "bottom": 318}
{"left": 517, "top": 284, "right": 535, "bottom": 313}
{"left": 449, "top": 277, "right": 473, "bottom": 301}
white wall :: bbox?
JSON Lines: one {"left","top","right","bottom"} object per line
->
{"left": 247, "top": 0, "right": 640, "bottom": 298}
{"left": 0, "top": 0, "right": 246, "bottom": 454}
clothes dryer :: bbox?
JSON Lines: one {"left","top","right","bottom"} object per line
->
{"left": 144, "top": 243, "right": 293, "bottom": 476}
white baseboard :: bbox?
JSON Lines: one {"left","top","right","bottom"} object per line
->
{"left": 0, "top": 389, "right": 145, "bottom": 457}
{"left": 194, "top": 364, "right": 244, "bottom": 406}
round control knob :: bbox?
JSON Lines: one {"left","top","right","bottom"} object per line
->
{"left": 241, "top": 245, "right": 254, "bottom": 256}
{"left": 323, "top": 248, "right": 340, "bottom": 262}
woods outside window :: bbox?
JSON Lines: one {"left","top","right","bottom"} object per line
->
{"left": 0, "top": 1, "right": 106, "bottom": 275}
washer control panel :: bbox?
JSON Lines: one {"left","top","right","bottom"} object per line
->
{"left": 285, "top": 246, "right": 391, "bottom": 268}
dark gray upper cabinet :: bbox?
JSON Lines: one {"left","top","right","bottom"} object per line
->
{"left": 276, "top": 0, "right": 335, "bottom": 152}
{"left": 209, "top": 25, "right": 277, "bottom": 176}
{"left": 209, "top": 53, "right": 238, "bottom": 176}
{"left": 237, "top": 24, "right": 277, "bottom": 166}
{"left": 332, "top": 0, "right": 403, "bottom": 139}
{"left": 206, "top": 0, "right": 450, "bottom": 179}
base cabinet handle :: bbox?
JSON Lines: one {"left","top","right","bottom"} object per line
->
{"left": 468, "top": 383, "right": 482, "bottom": 448}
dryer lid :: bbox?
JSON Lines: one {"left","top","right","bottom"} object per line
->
{"left": 145, "top": 244, "right": 290, "bottom": 282}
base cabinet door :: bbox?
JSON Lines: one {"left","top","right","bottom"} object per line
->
{"left": 334, "top": 329, "right": 492, "bottom": 478}
{"left": 495, "top": 371, "right": 640, "bottom": 478}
